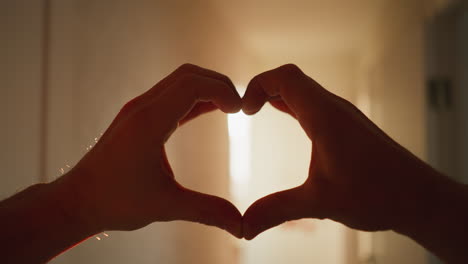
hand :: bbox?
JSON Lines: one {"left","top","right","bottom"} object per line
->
{"left": 56, "top": 64, "right": 243, "bottom": 238}
{"left": 241, "top": 64, "right": 445, "bottom": 240}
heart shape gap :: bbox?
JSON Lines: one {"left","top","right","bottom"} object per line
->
{"left": 167, "top": 107, "right": 310, "bottom": 215}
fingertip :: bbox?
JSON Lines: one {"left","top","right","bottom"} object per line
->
{"left": 216, "top": 101, "right": 242, "bottom": 115}
{"left": 241, "top": 97, "right": 265, "bottom": 115}
{"left": 242, "top": 219, "right": 258, "bottom": 240}
{"left": 216, "top": 80, "right": 243, "bottom": 114}
{"left": 242, "top": 76, "right": 268, "bottom": 115}
{"left": 241, "top": 106, "right": 260, "bottom": 115}
{"left": 242, "top": 203, "right": 263, "bottom": 240}
{"left": 224, "top": 205, "right": 243, "bottom": 239}
{"left": 244, "top": 233, "right": 258, "bottom": 240}
{"left": 229, "top": 222, "right": 244, "bottom": 239}
{"left": 228, "top": 101, "right": 243, "bottom": 114}
{"left": 241, "top": 97, "right": 260, "bottom": 115}
{"left": 231, "top": 86, "right": 243, "bottom": 113}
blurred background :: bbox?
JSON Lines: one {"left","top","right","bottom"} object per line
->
{"left": 1, "top": 0, "right": 467, "bottom": 263}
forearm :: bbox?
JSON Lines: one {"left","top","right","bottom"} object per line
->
{"left": 395, "top": 174, "right": 468, "bottom": 263}
{"left": 0, "top": 174, "right": 99, "bottom": 263}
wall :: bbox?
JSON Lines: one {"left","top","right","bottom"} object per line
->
{"left": 0, "top": 1, "right": 44, "bottom": 199}
{"left": 356, "top": 0, "right": 430, "bottom": 263}
{"left": 457, "top": 4, "right": 468, "bottom": 184}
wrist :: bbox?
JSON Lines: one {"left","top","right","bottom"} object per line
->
{"left": 48, "top": 169, "right": 103, "bottom": 237}
{"left": 392, "top": 172, "right": 441, "bottom": 234}
{"left": 0, "top": 180, "right": 99, "bottom": 263}
{"left": 394, "top": 173, "right": 461, "bottom": 233}
{"left": 394, "top": 171, "right": 468, "bottom": 262}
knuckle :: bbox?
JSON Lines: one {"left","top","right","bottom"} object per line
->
{"left": 280, "top": 63, "right": 304, "bottom": 75}
{"left": 177, "top": 63, "right": 197, "bottom": 73}
{"left": 120, "top": 97, "right": 139, "bottom": 115}
{"left": 330, "top": 93, "right": 355, "bottom": 111}
{"left": 132, "top": 107, "right": 151, "bottom": 124}
{"left": 342, "top": 97, "right": 355, "bottom": 109}
{"left": 249, "top": 74, "right": 263, "bottom": 86}
{"left": 175, "top": 73, "right": 197, "bottom": 87}
{"left": 218, "top": 73, "right": 233, "bottom": 85}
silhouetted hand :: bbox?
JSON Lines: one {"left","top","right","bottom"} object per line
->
{"left": 57, "top": 64, "right": 243, "bottom": 237}
{"left": 241, "top": 64, "right": 450, "bottom": 240}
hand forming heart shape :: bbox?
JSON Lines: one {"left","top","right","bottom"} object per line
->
{"left": 58, "top": 63, "right": 442, "bottom": 242}
{"left": 241, "top": 64, "right": 442, "bottom": 240}
{"left": 59, "top": 64, "right": 243, "bottom": 237}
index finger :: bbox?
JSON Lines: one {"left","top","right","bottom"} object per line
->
{"left": 147, "top": 73, "right": 242, "bottom": 142}
{"left": 242, "top": 64, "right": 329, "bottom": 137}
{"left": 155, "top": 64, "right": 238, "bottom": 98}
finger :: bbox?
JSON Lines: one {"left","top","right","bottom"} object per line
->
{"left": 116, "top": 64, "right": 238, "bottom": 121}
{"left": 142, "top": 64, "right": 238, "bottom": 109}
{"left": 171, "top": 65, "right": 239, "bottom": 126}
{"left": 243, "top": 186, "right": 321, "bottom": 240}
{"left": 106, "top": 65, "right": 237, "bottom": 140}
{"left": 242, "top": 64, "right": 328, "bottom": 136}
{"left": 149, "top": 73, "right": 242, "bottom": 141}
{"left": 241, "top": 76, "right": 270, "bottom": 115}
{"left": 243, "top": 64, "right": 312, "bottom": 115}
{"left": 171, "top": 188, "right": 243, "bottom": 238}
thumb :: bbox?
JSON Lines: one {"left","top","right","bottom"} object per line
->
{"left": 171, "top": 187, "right": 243, "bottom": 238}
{"left": 243, "top": 185, "right": 321, "bottom": 240}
